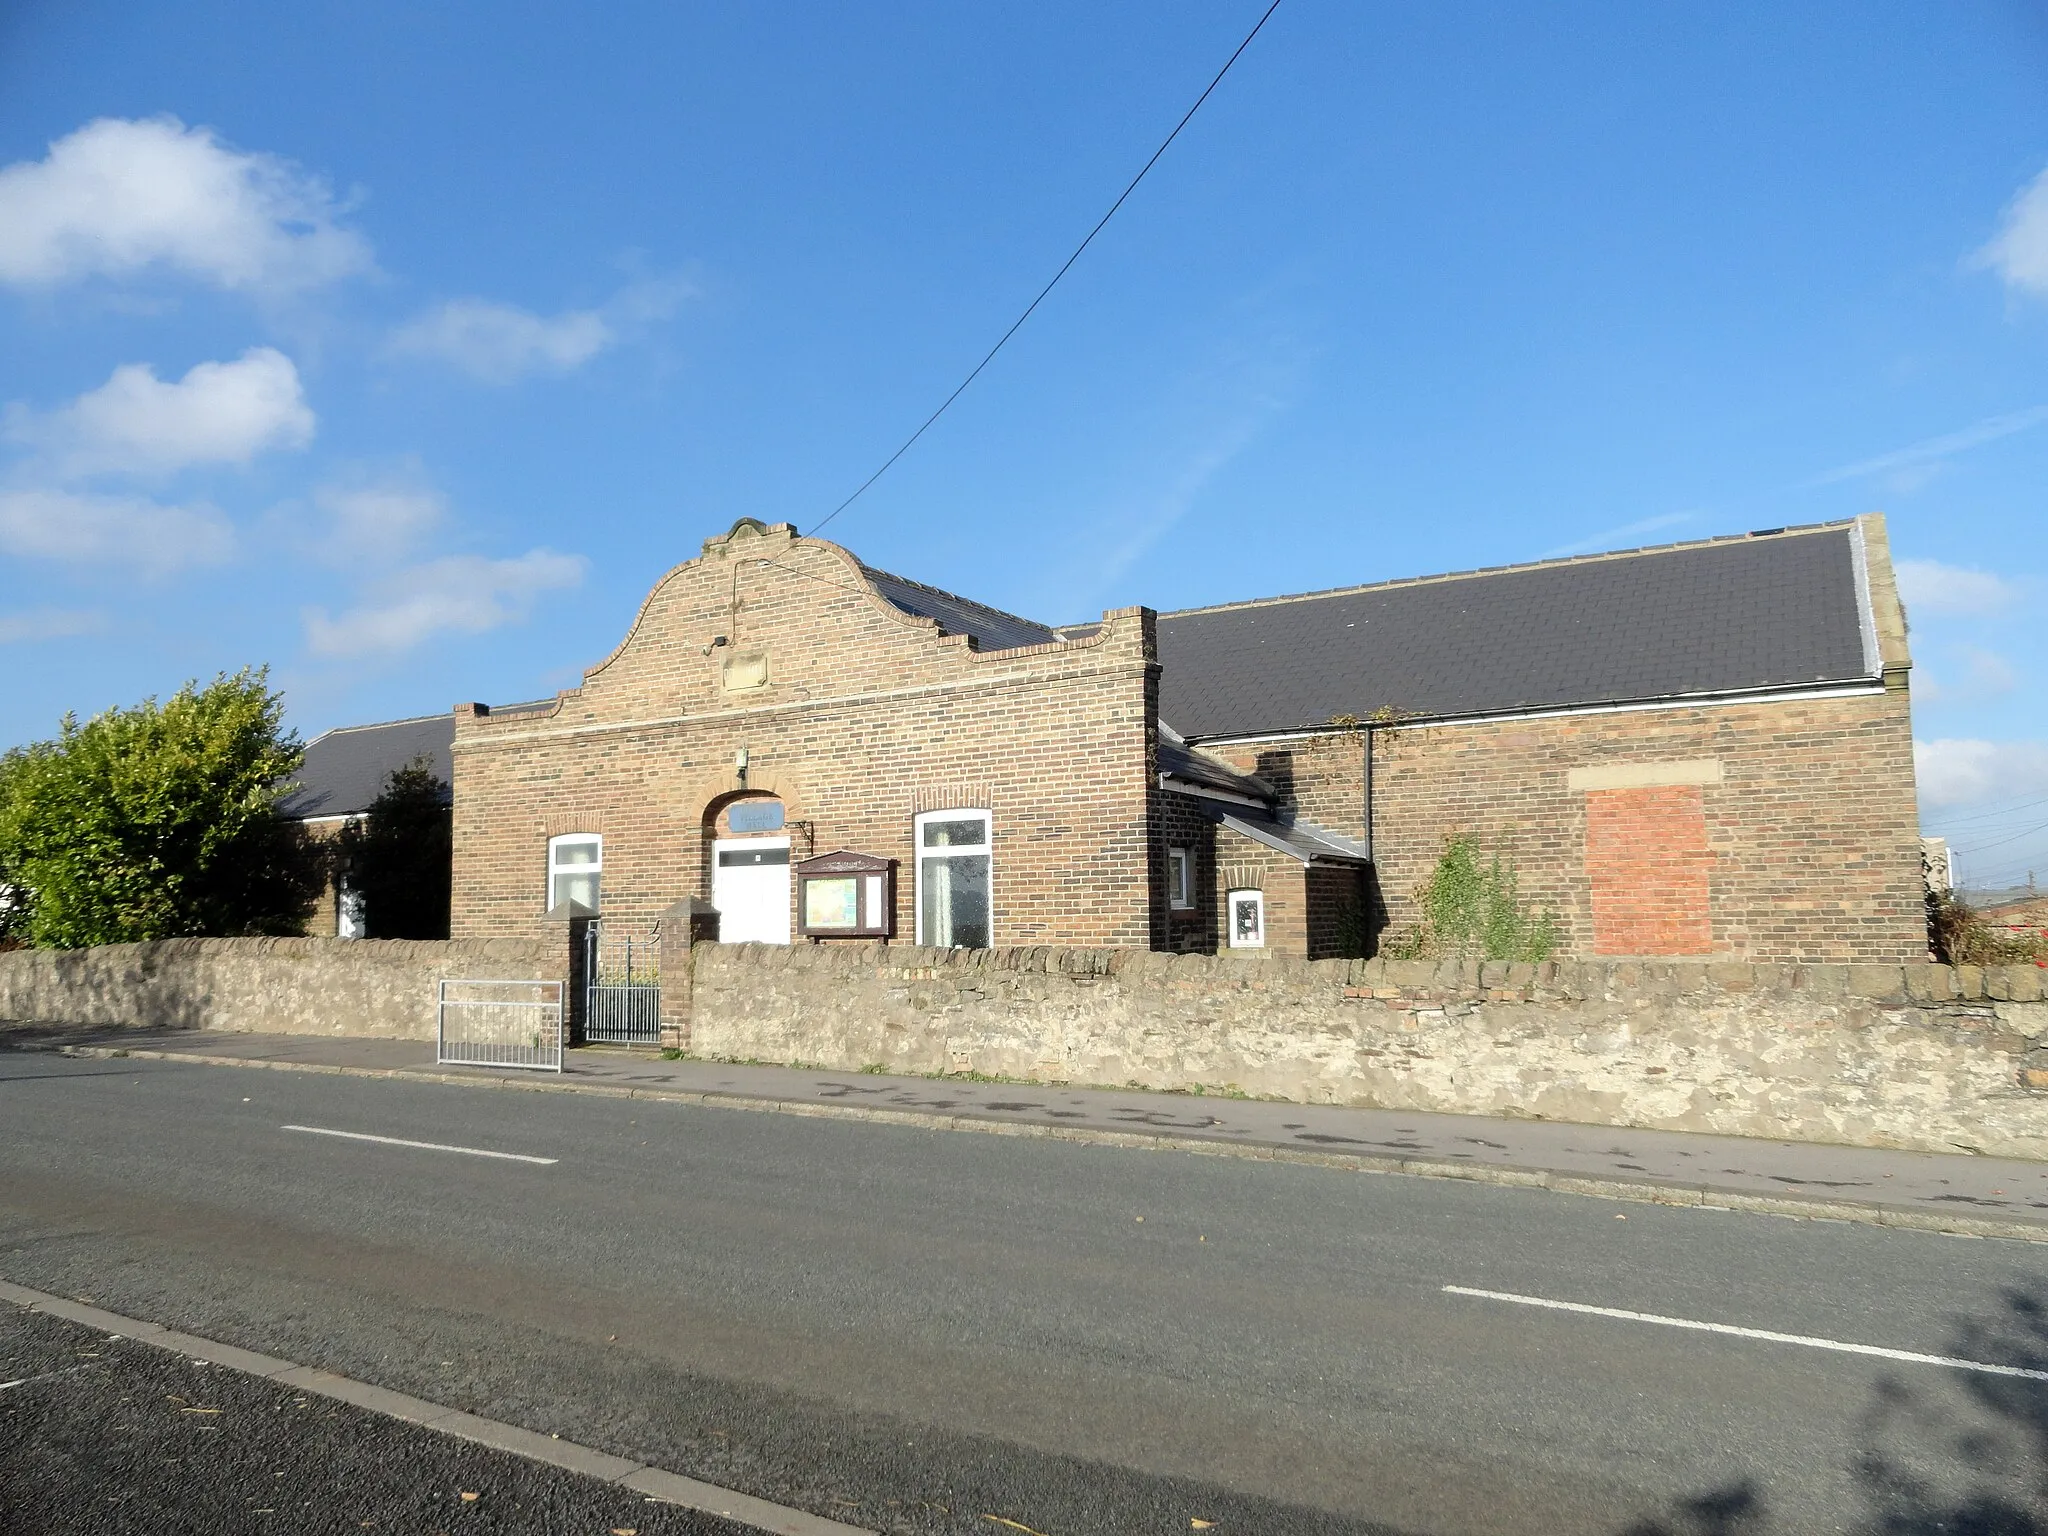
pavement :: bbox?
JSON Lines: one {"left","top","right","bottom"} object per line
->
{"left": 0, "top": 1301, "right": 755, "bottom": 1536}
{"left": 6, "top": 1048, "right": 2048, "bottom": 1533}
{"left": 9, "top": 1021, "right": 2048, "bottom": 1239}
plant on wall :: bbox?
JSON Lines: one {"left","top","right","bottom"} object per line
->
{"left": 1928, "top": 889, "right": 2048, "bottom": 966}
{"left": 0, "top": 669, "right": 323, "bottom": 948}
{"left": 1383, "top": 834, "right": 1559, "bottom": 962}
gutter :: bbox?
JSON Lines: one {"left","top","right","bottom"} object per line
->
{"left": 1185, "top": 678, "right": 1887, "bottom": 749}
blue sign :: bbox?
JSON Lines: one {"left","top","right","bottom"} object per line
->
{"left": 727, "top": 801, "right": 785, "bottom": 833}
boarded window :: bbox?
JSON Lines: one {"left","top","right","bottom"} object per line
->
{"left": 1583, "top": 785, "right": 1712, "bottom": 955}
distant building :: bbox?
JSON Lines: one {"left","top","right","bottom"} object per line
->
{"left": 279, "top": 714, "right": 453, "bottom": 937}
{"left": 1922, "top": 837, "right": 1953, "bottom": 895}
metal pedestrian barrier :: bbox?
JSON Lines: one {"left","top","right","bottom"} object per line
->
{"left": 437, "top": 979, "right": 565, "bottom": 1072}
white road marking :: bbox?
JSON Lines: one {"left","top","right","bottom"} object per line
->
{"left": 281, "top": 1125, "right": 557, "bottom": 1165}
{"left": 1443, "top": 1285, "right": 2048, "bottom": 1381}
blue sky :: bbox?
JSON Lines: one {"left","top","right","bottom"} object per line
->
{"left": 1, "top": 1, "right": 2044, "bottom": 889}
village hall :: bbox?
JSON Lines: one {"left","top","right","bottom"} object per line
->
{"left": 287, "top": 512, "right": 1926, "bottom": 968}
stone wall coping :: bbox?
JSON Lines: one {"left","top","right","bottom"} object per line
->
{"left": 690, "top": 942, "right": 2046, "bottom": 1006}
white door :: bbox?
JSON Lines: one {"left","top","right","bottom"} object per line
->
{"left": 712, "top": 837, "right": 791, "bottom": 944}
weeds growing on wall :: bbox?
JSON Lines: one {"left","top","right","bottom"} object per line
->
{"left": 1382, "top": 835, "right": 1559, "bottom": 962}
{"left": 1929, "top": 889, "right": 2048, "bottom": 966}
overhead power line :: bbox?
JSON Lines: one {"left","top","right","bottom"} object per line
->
{"left": 810, "top": 0, "right": 1285, "bottom": 538}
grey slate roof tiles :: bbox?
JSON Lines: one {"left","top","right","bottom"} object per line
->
{"left": 860, "top": 566, "right": 1062, "bottom": 653}
{"left": 1195, "top": 802, "right": 1371, "bottom": 865}
{"left": 1156, "top": 525, "right": 1873, "bottom": 740}
{"left": 278, "top": 713, "right": 455, "bottom": 819}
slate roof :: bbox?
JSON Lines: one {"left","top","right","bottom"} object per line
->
{"left": 861, "top": 566, "right": 1061, "bottom": 653}
{"left": 1195, "top": 802, "right": 1371, "bottom": 866}
{"left": 278, "top": 714, "right": 455, "bottom": 819}
{"left": 1156, "top": 524, "right": 1875, "bottom": 740}
{"left": 1157, "top": 731, "right": 1273, "bottom": 801}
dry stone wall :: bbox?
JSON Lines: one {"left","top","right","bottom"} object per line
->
{"left": 0, "top": 937, "right": 563, "bottom": 1041}
{"left": 687, "top": 943, "right": 2048, "bottom": 1159}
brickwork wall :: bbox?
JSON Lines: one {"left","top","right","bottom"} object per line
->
{"left": 1214, "top": 831, "right": 1305, "bottom": 955}
{"left": 452, "top": 522, "right": 1161, "bottom": 949}
{"left": 1584, "top": 785, "right": 1713, "bottom": 955}
{"left": 297, "top": 820, "right": 346, "bottom": 938}
{"left": 1304, "top": 864, "right": 1367, "bottom": 961}
{"left": 1158, "top": 792, "right": 1220, "bottom": 954}
{"left": 686, "top": 941, "right": 2048, "bottom": 1159}
{"left": 1210, "top": 689, "right": 1924, "bottom": 963}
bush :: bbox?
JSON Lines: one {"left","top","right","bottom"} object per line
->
{"left": 0, "top": 668, "right": 323, "bottom": 948}
{"left": 1929, "top": 890, "right": 2048, "bottom": 967}
{"left": 1383, "top": 835, "right": 1559, "bottom": 962}
{"left": 331, "top": 759, "right": 452, "bottom": 939}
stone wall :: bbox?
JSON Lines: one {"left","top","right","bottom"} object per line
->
{"left": 0, "top": 936, "right": 563, "bottom": 1041}
{"left": 686, "top": 942, "right": 2048, "bottom": 1158}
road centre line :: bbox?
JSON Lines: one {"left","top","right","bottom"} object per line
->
{"left": 1443, "top": 1285, "right": 2048, "bottom": 1382}
{"left": 281, "top": 1125, "right": 557, "bottom": 1165}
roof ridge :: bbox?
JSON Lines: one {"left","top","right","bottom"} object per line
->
{"left": 306, "top": 711, "right": 453, "bottom": 740}
{"left": 1157, "top": 520, "right": 1855, "bottom": 621}
{"left": 858, "top": 564, "right": 1056, "bottom": 636}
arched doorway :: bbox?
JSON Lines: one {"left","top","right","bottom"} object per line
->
{"left": 709, "top": 795, "right": 790, "bottom": 944}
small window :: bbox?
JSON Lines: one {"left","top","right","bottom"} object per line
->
{"left": 1168, "top": 847, "right": 1193, "bottom": 911}
{"left": 916, "top": 809, "right": 991, "bottom": 948}
{"left": 1227, "top": 888, "right": 1265, "bottom": 949}
{"left": 547, "top": 833, "right": 601, "bottom": 912}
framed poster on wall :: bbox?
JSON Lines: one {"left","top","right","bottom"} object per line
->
{"left": 794, "top": 850, "right": 896, "bottom": 939}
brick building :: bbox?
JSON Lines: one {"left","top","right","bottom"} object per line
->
{"left": 281, "top": 713, "right": 454, "bottom": 937}
{"left": 317, "top": 512, "right": 1923, "bottom": 963}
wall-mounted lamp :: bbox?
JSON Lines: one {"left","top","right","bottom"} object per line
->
{"left": 734, "top": 746, "right": 749, "bottom": 787}
{"left": 701, "top": 635, "right": 729, "bottom": 656}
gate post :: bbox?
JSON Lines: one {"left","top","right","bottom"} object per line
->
{"left": 657, "top": 896, "right": 719, "bottom": 1051}
{"left": 541, "top": 897, "right": 595, "bottom": 1044}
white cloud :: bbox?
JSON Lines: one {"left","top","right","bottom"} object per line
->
{"left": 303, "top": 549, "right": 586, "bottom": 656}
{"left": 1806, "top": 406, "right": 2048, "bottom": 487}
{"left": 1916, "top": 646, "right": 2020, "bottom": 704}
{"left": 0, "top": 607, "right": 106, "bottom": 644}
{"left": 1917, "top": 739, "right": 2048, "bottom": 809}
{"left": 1895, "top": 558, "right": 2019, "bottom": 618}
{"left": 1539, "top": 512, "right": 1693, "bottom": 561}
{"left": 1977, "top": 165, "right": 2048, "bottom": 300}
{"left": 9, "top": 348, "right": 314, "bottom": 476}
{"left": 388, "top": 299, "right": 613, "bottom": 383}
{"left": 0, "top": 116, "right": 370, "bottom": 294}
{"left": 0, "top": 487, "right": 234, "bottom": 573}
{"left": 387, "top": 275, "right": 693, "bottom": 384}
{"left": 312, "top": 477, "right": 444, "bottom": 563}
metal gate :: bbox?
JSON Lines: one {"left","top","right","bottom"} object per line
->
{"left": 437, "top": 979, "right": 564, "bottom": 1071}
{"left": 583, "top": 919, "right": 661, "bottom": 1045}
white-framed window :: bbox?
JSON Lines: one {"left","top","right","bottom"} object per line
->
{"left": 915, "top": 809, "right": 991, "bottom": 949}
{"left": 1227, "top": 888, "right": 1265, "bottom": 949}
{"left": 547, "top": 833, "right": 602, "bottom": 912}
{"left": 1168, "top": 847, "right": 1194, "bottom": 911}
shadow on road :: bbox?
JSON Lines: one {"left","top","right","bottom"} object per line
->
{"left": 1627, "top": 1285, "right": 2048, "bottom": 1535}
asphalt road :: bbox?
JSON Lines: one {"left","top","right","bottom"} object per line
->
{"left": 3, "top": 1051, "right": 2048, "bottom": 1535}
{"left": 0, "top": 1304, "right": 744, "bottom": 1535}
